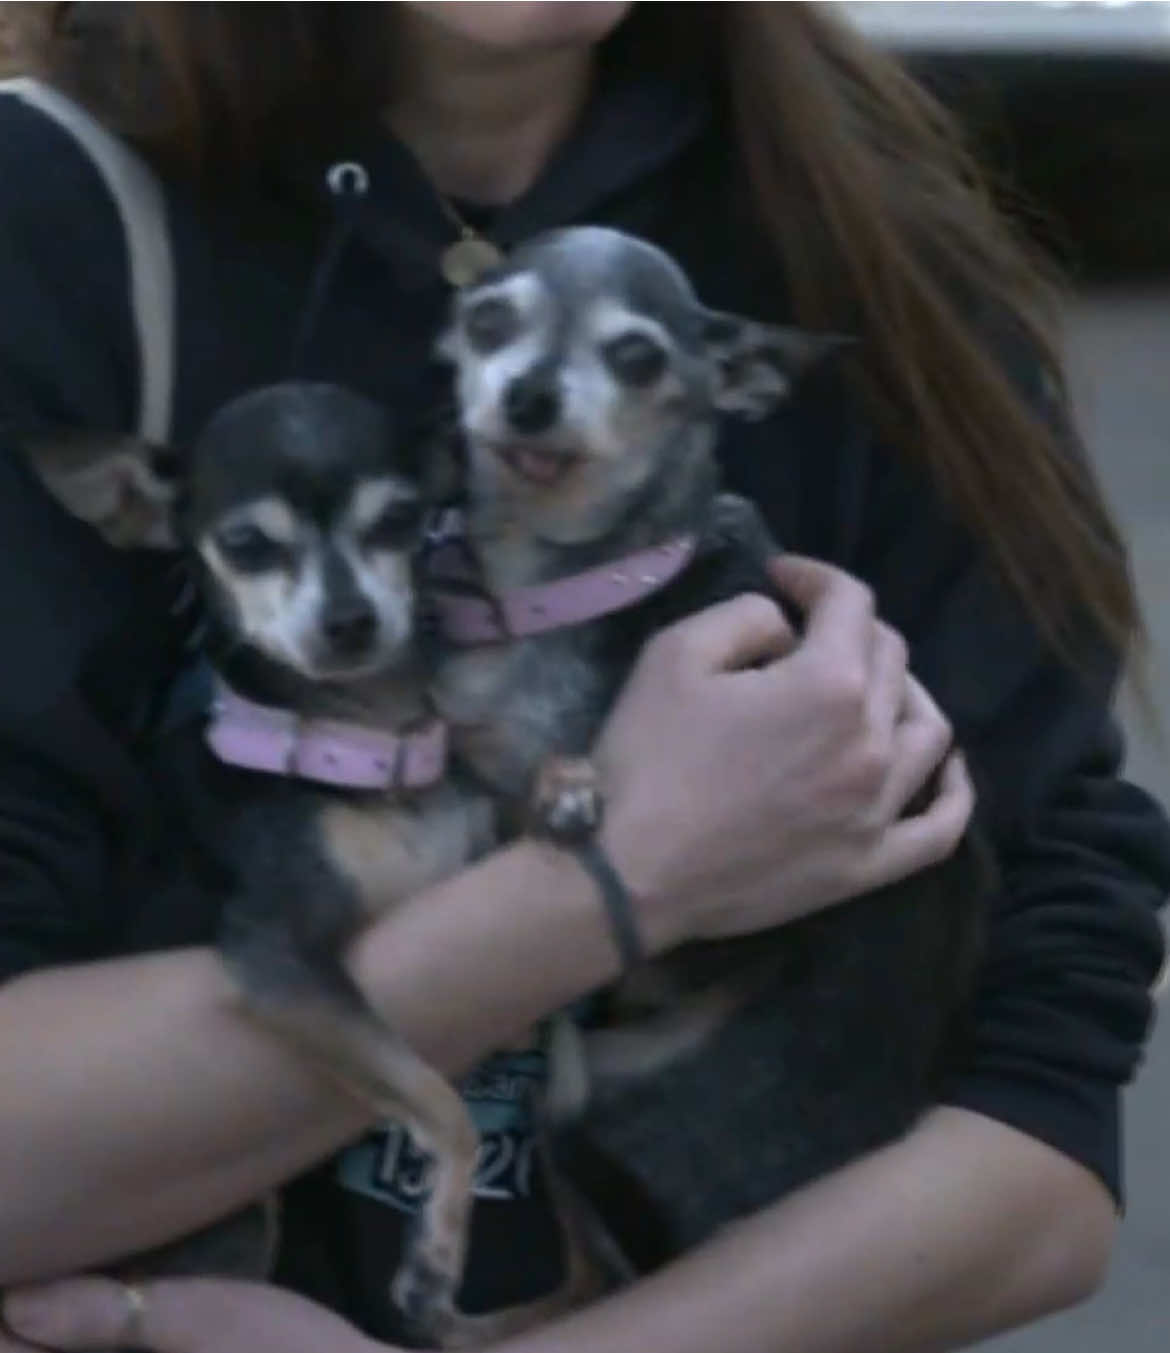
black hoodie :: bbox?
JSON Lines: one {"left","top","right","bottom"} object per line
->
{"left": 0, "top": 58, "right": 1167, "bottom": 1341}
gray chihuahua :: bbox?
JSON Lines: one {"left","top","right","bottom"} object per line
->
{"left": 432, "top": 226, "right": 989, "bottom": 1271}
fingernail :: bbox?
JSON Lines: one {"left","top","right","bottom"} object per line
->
{"left": 3, "top": 1290, "right": 56, "bottom": 1339}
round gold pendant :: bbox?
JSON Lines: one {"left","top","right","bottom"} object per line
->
{"left": 440, "top": 235, "right": 505, "bottom": 289}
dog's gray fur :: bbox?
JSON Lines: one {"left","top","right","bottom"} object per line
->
{"left": 434, "top": 228, "right": 814, "bottom": 796}
{"left": 434, "top": 226, "right": 989, "bottom": 1272}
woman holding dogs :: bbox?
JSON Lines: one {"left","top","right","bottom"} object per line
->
{"left": 0, "top": 5, "right": 1167, "bottom": 1353}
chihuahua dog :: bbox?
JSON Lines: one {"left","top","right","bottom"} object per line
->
{"left": 431, "top": 226, "right": 989, "bottom": 1266}
{"left": 24, "top": 383, "right": 496, "bottom": 1344}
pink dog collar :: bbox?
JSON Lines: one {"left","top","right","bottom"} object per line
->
{"left": 205, "top": 680, "right": 447, "bottom": 791}
{"left": 431, "top": 536, "right": 697, "bottom": 644}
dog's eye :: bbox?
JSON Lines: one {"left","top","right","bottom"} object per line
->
{"left": 364, "top": 501, "right": 422, "bottom": 550}
{"left": 602, "top": 332, "right": 667, "bottom": 387}
{"left": 215, "top": 523, "right": 288, "bottom": 572}
{"left": 464, "top": 297, "right": 519, "bottom": 353}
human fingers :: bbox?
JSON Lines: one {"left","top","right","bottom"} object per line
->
{"left": 5, "top": 1276, "right": 166, "bottom": 1351}
{"left": 643, "top": 592, "right": 795, "bottom": 677}
{"left": 2, "top": 1276, "right": 378, "bottom": 1353}
{"left": 768, "top": 556, "right": 877, "bottom": 678}
{"left": 864, "top": 621, "right": 910, "bottom": 748}
{"left": 766, "top": 555, "right": 839, "bottom": 610}
{"left": 863, "top": 751, "right": 975, "bottom": 891}
{"left": 873, "top": 675, "right": 954, "bottom": 824}
{"left": 0, "top": 1322, "right": 38, "bottom": 1352}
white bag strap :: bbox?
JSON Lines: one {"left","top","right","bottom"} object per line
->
{"left": 0, "top": 76, "right": 175, "bottom": 445}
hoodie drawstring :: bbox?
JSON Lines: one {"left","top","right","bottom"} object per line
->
{"left": 286, "top": 160, "right": 371, "bottom": 377}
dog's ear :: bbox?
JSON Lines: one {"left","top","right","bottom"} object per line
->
{"left": 701, "top": 313, "right": 854, "bottom": 421}
{"left": 23, "top": 430, "right": 180, "bottom": 549}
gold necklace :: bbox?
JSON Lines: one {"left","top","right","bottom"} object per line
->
{"left": 436, "top": 195, "right": 505, "bottom": 288}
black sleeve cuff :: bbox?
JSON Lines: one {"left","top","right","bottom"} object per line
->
{"left": 940, "top": 1068, "right": 1122, "bottom": 1208}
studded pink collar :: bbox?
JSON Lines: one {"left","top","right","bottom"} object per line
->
{"left": 431, "top": 536, "right": 697, "bottom": 645}
{"left": 204, "top": 679, "right": 447, "bottom": 791}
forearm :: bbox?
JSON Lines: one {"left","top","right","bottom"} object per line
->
{"left": 0, "top": 943, "right": 363, "bottom": 1285}
{"left": 497, "top": 1107, "right": 1116, "bottom": 1353}
{"left": 0, "top": 838, "right": 620, "bottom": 1285}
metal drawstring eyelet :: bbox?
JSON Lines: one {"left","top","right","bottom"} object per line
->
{"left": 325, "top": 161, "right": 370, "bottom": 200}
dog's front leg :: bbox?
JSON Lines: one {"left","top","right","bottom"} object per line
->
{"left": 219, "top": 925, "right": 480, "bottom": 1344}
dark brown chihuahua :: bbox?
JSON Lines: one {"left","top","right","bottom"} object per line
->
{"left": 23, "top": 383, "right": 500, "bottom": 1347}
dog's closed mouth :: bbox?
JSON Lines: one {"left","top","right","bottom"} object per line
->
{"left": 493, "top": 442, "right": 581, "bottom": 486}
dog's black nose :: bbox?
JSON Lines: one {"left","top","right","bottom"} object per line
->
{"left": 323, "top": 600, "right": 378, "bottom": 655}
{"left": 504, "top": 375, "right": 560, "bottom": 435}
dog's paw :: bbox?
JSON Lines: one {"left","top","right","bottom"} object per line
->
{"left": 530, "top": 757, "right": 603, "bottom": 843}
{"left": 391, "top": 1247, "right": 460, "bottom": 1334}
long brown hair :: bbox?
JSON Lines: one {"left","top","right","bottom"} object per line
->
{"left": 15, "top": 1, "right": 1141, "bottom": 664}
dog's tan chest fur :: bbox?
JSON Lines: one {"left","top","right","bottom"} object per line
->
{"left": 321, "top": 784, "right": 494, "bottom": 919}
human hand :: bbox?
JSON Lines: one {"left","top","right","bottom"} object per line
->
{"left": 597, "top": 555, "right": 973, "bottom": 949}
{"left": 2, "top": 1276, "right": 385, "bottom": 1353}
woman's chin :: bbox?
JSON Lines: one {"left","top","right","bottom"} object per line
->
{"left": 402, "top": 2, "right": 633, "bottom": 53}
